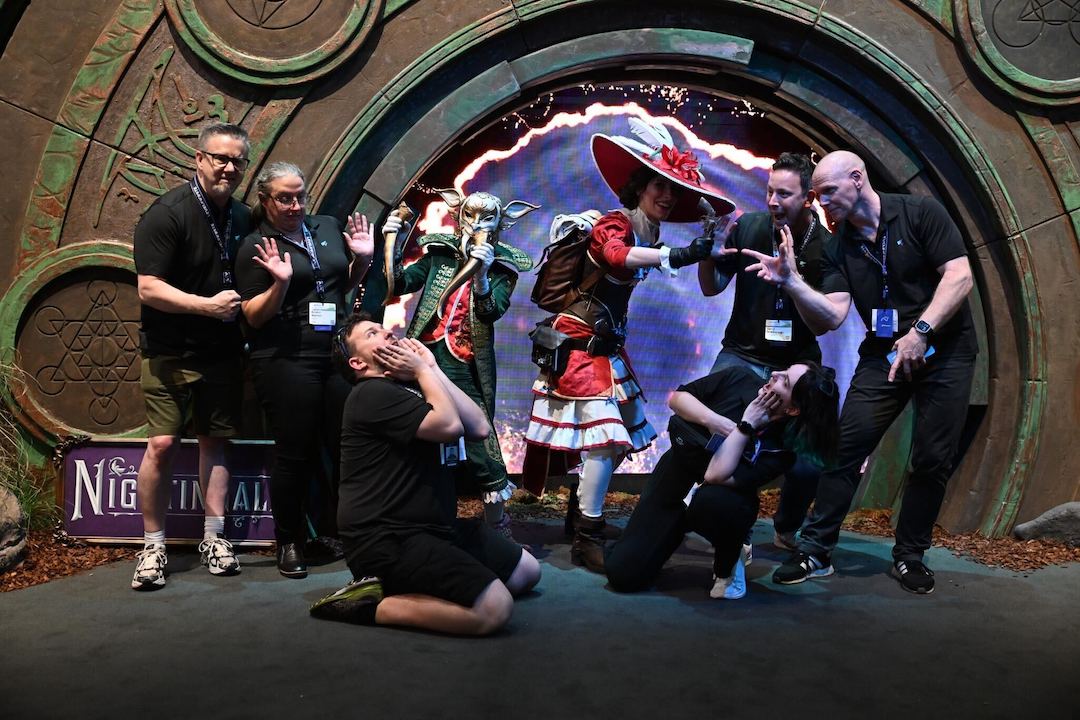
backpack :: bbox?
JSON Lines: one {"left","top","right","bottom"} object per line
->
{"left": 530, "top": 211, "right": 604, "bottom": 313}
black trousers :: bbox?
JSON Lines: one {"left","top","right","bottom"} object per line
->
{"left": 799, "top": 351, "right": 975, "bottom": 562}
{"left": 253, "top": 355, "right": 351, "bottom": 545}
{"left": 606, "top": 449, "right": 759, "bottom": 593}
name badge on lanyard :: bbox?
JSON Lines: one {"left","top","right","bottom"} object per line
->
{"left": 862, "top": 228, "right": 896, "bottom": 338}
{"left": 282, "top": 224, "right": 335, "bottom": 332}
{"left": 765, "top": 319, "right": 793, "bottom": 343}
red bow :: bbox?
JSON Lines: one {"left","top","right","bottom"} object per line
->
{"left": 655, "top": 145, "right": 702, "bottom": 184}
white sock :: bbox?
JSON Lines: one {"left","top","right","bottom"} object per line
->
{"left": 204, "top": 516, "right": 225, "bottom": 540}
{"left": 483, "top": 500, "right": 505, "bottom": 526}
{"left": 577, "top": 446, "right": 622, "bottom": 518}
{"left": 144, "top": 530, "right": 165, "bottom": 548}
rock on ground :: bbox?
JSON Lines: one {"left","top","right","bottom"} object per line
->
{"left": 1014, "top": 502, "right": 1080, "bottom": 546}
{"left": 0, "top": 485, "right": 27, "bottom": 572}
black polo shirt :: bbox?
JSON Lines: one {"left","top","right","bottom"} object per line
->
{"left": 820, "top": 193, "right": 977, "bottom": 359}
{"left": 337, "top": 377, "right": 456, "bottom": 562}
{"left": 234, "top": 215, "right": 352, "bottom": 359}
{"left": 669, "top": 366, "right": 795, "bottom": 492}
{"left": 133, "top": 182, "right": 250, "bottom": 359}
{"left": 714, "top": 211, "right": 828, "bottom": 368}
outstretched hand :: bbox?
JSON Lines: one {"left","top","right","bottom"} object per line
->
{"left": 731, "top": 224, "right": 797, "bottom": 286}
{"left": 344, "top": 212, "right": 374, "bottom": 261}
{"left": 252, "top": 236, "right": 293, "bottom": 285}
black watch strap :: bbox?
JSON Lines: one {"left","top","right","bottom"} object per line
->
{"left": 736, "top": 420, "right": 756, "bottom": 436}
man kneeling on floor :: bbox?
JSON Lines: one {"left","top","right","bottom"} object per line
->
{"left": 311, "top": 313, "right": 540, "bottom": 634}
{"left": 605, "top": 362, "right": 838, "bottom": 599}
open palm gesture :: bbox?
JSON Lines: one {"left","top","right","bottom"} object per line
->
{"left": 733, "top": 224, "right": 797, "bottom": 286}
{"left": 344, "top": 212, "right": 374, "bottom": 261}
{"left": 253, "top": 236, "right": 293, "bottom": 284}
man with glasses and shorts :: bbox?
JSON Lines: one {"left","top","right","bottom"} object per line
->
{"left": 130, "top": 123, "right": 252, "bottom": 590}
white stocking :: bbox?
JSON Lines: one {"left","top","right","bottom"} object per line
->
{"left": 577, "top": 446, "right": 624, "bottom": 518}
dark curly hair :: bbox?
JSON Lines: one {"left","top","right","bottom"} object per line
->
{"left": 784, "top": 361, "right": 840, "bottom": 467}
{"left": 617, "top": 166, "right": 661, "bottom": 210}
{"left": 772, "top": 152, "right": 815, "bottom": 195}
{"left": 331, "top": 311, "right": 374, "bottom": 384}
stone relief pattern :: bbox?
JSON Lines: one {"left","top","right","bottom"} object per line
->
{"left": 94, "top": 45, "right": 252, "bottom": 230}
{"left": 18, "top": 278, "right": 143, "bottom": 434}
{"left": 225, "top": 0, "right": 324, "bottom": 29}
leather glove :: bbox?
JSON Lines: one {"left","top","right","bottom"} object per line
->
{"left": 668, "top": 235, "right": 714, "bottom": 269}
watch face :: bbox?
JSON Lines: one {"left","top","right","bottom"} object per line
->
{"left": 915, "top": 320, "right": 932, "bottom": 334}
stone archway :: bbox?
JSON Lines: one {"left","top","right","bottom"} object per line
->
{"left": 1, "top": 0, "right": 1076, "bottom": 534}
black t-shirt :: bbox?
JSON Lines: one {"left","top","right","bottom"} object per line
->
{"left": 671, "top": 366, "right": 795, "bottom": 491}
{"left": 337, "top": 377, "right": 456, "bottom": 556}
{"left": 820, "top": 193, "right": 977, "bottom": 358}
{"left": 234, "top": 215, "right": 352, "bottom": 359}
{"left": 714, "top": 211, "right": 828, "bottom": 368}
{"left": 133, "top": 182, "right": 250, "bottom": 358}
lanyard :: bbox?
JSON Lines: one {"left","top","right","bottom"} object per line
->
{"left": 859, "top": 226, "right": 890, "bottom": 303}
{"left": 279, "top": 223, "right": 326, "bottom": 301}
{"left": 772, "top": 215, "right": 816, "bottom": 313}
{"left": 189, "top": 179, "right": 234, "bottom": 289}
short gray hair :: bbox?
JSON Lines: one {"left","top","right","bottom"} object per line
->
{"left": 198, "top": 123, "right": 249, "bottom": 155}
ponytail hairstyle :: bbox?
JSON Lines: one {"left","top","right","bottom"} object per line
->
{"left": 250, "top": 161, "right": 305, "bottom": 228}
{"left": 783, "top": 361, "right": 840, "bottom": 467}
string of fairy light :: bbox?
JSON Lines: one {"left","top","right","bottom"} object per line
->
{"left": 500, "top": 84, "right": 766, "bottom": 132}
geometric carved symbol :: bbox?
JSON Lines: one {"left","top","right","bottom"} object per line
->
{"left": 30, "top": 280, "right": 141, "bottom": 427}
{"left": 992, "top": 0, "right": 1080, "bottom": 47}
{"left": 226, "top": 0, "right": 322, "bottom": 29}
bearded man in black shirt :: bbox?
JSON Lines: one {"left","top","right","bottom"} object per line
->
{"left": 130, "top": 123, "right": 252, "bottom": 591}
{"left": 312, "top": 313, "right": 540, "bottom": 634}
{"left": 741, "top": 150, "right": 977, "bottom": 594}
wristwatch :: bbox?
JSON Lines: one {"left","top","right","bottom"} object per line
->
{"left": 736, "top": 420, "right": 756, "bottom": 436}
{"left": 913, "top": 319, "right": 933, "bottom": 339}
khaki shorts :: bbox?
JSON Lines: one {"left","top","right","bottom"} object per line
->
{"left": 141, "top": 355, "right": 243, "bottom": 438}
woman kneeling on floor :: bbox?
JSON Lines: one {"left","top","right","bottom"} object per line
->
{"left": 605, "top": 362, "right": 838, "bottom": 599}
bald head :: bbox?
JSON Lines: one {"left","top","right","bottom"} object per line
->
{"left": 811, "top": 150, "right": 875, "bottom": 229}
{"left": 813, "top": 151, "right": 866, "bottom": 186}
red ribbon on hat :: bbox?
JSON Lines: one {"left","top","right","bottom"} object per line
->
{"left": 654, "top": 145, "right": 702, "bottom": 185}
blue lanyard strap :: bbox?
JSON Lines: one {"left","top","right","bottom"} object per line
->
{"left": 189, "top": 179, "right": 234, "bottom": 288}
{"left": 859, "top": 226, "right": 889, "bottom": 303}
{"left": 280, "top": 223, "right": 326, "bottom": 301}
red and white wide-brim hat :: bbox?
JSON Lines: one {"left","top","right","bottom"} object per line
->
{"left": 591, "top": 117, "right": 736, "bottom": 223}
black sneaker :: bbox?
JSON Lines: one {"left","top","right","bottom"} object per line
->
{"left": 891, "top": 559, "right": 935, "bottom": 594}
{"left": 772, "top": 551, "right": 834, "bottom": 584}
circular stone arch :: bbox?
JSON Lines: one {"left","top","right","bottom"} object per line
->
{"left": 311, "top": 3, "right": 1037, "bottom": 535}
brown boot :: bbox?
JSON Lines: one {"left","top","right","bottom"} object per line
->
{"left": 571, "top": 511, "right": 607, "bottom": 573}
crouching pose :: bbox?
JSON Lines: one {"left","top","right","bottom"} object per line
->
{"left": 312, "top": 313, "right": 540, "bottom": 635}
{"left": 605, "top": 362, "right": 838, "bottom": 599}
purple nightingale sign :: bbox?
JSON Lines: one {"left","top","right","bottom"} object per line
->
{"left": 63, "top": 440, "right": 276, "bottom": 545}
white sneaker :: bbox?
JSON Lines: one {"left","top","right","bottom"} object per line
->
{"left": 742, "top": 542, "right": 753, "bottom": 566}
{"left": 710, "top": 551, "right": 747, "bottom": 600}
{"left": 198, "top": 535, "right": 241, "bottom": 576}
{"left": 131, "top": 543, "right": 167, "bottom": 590}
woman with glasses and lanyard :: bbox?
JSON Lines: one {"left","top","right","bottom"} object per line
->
{"left": 235, "top": 161, "right": 374, "bottom": 578}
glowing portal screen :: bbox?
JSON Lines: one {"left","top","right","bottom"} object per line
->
{"left": 392, "top": 88, "right": 865, "bottom": 473}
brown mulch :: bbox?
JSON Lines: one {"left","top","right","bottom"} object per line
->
{"left": 3, "top": 489, "right": 1077, "bottom": 592}
{"left": 0, "top": 528, "right": 135, "bottom": 593}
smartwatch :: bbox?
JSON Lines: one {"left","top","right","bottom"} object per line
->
{"left": 913, "top": 319, "right": 933, "bottom": 339}
{"left": 736, "top": 420, "right": 756, "bottom": 436}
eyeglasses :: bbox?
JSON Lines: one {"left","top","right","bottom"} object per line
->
{"left": 269, "top": 193, "right": 308, "bottom": 208}
{"left": 201, "top": 151, "right": 250, "bottom": 171}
